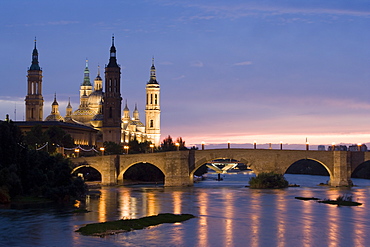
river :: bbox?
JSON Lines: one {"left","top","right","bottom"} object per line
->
{"left": 1, "top": 173, "right": 370, "bottom": 247}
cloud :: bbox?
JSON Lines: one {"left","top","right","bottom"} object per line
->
{"left": 47, "top": 21, "right": 79, "bottom": 25}
{"left": 8, "top": 20, "right": 79, "bottom": 28}
{"left": 190, "top": 61, "right": 204, "bottom": 67}
{"left": 173, "top": 75, "right": 185, "bottom": 80}
{"left": 233, "top": 61, "right": 252, "bottom": 66}
{"left": 168, "top": 1, "right": 370, "bottom": 22}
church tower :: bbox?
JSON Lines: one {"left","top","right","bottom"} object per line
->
{"left": 25, "top": 39, "right": 44, "bottom": 121}
{"left": 145, "top": 58, "right": 161, "bottom": 146}
{"left": 102, "top": 36, "right": 122, "bottom": 143}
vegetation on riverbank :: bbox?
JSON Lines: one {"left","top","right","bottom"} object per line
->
{"left": 76, "top": 213, "right": 195, "bottom": 236}
{"left": 0, "top": 120, "right": 87, "bottom": 204}
{"left": 295, "top": 196, "right": 319, "bottom": 201}
{"left": 318, "top": 195, "right": 362, "bottom": 206}
{"left": 295, "top": 195, "right": 362, "bottom": 206}
{"left": 249, "top": 172, "right": 289, "bottom": 189}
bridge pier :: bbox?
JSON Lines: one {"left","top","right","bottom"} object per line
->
{"left": 328, "top": 151, "right": 353, "bottom": 187}
{"left": 163, "top": 152, "right": 193, "bottom": 186}
{"left": 100, "top": 155, "right": 119, "bottom": 185}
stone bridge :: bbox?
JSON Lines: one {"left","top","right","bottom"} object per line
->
{"left": 70, "top": 149, "right": 370, "bottom": 187}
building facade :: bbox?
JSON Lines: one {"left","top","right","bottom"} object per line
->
{"left": 24, "top": 37, "right": 161, "bottom": 146}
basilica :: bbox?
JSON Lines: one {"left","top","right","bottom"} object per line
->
{"left": 23, "top": 37, "right": 161, "bottom": 147}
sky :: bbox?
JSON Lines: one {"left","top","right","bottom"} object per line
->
{"left": 1, "top": 0, "right": 370, "bottom": 148}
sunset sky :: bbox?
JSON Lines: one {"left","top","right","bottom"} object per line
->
{"left": 1, "top": 0, "right": 370, "bottom": 148}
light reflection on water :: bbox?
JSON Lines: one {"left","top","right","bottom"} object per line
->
{"left": 1, "top": 173, "right": 370, "bottom": 246}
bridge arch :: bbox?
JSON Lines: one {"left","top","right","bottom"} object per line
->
{"left": 71, "top": 164, "right": 102, "bottom": 176}
{"left": 190, "top": 156, "right": 249, "bottom": 177}
{"left": 71, "top": 165, "right": 102, "bottom": 181}
{"left": 118, "top": 161, "right": 166, "bottom": 184}
{"left": 351, "top": 160, "right": 370, "bottom": 179}
{"left": 284, "top": 158, "right": 332, "bottom": 177}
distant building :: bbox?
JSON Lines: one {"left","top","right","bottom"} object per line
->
{"left": 21, "top": 37, "right": 161, "bottom": 147}
{"left": 348, "top": 144, "right": 368, "bottom": 152}
{"left": 327, "top": 145, "right": 347, "bottom": 151}
{"left": 318, "top": 145, "right": 326, "bottom": 151}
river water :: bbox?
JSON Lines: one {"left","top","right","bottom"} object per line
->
{"left": 1, "top": 173, "right": 370, "bottom": 247}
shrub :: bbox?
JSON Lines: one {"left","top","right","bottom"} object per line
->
{"left": 249, "top": 172, "right": 289, "bottom": 189}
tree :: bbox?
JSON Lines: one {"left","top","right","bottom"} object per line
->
{"left": 103, "top": 141, "right": 123, "bottom": 155}
{"left": 249, "top": 172, "right": 289, "bottom": 189}
{"left": 128, "top": 140, "right": 152, "bottom": 154}
{"left": 161, "top": 135, "right": 175, "bottom": 151}
{"left": 160, "top": 135, "right": 188, "bottom": 151}
{"left": 24, "top": 125, "right": 74, "bottom": 153}
{"left": 0, "top": 121, "right": 86, "bottom": 202}
{"left": 175, "top": 137, "right": 188, "bottom": 150}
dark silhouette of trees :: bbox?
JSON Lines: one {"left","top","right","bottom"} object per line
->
{"left": 128, "top": 140, "right": 152, "bottom": 154}
{"left": 0, "top": 121, "right": 86, "bottom": 203}
{"left": 160, "top": 135, "right": 188, "bottom": 151}
{"left": 24, "top": 125, "right": 74, "bottom": 153}
{"left": 103, "top": 141, "right": 123, "bottom": 155}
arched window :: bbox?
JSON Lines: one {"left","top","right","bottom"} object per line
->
{"left": 150, "top": 119, "right": 154, "bottom": 128}
{"left": 155, "top": 94, "right": 158, "bottom": 105}
{"left": 109, "top": 107, "right": 112, "bottom": 118}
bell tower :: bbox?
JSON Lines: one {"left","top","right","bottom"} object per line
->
{"left": 102, "top": 36, "right": 122, "bottom": 143}
{"left": 145, "top": 58, "right": 161, "bottom": 146}
{"left": 25, "top": 38, "right": 43, "bottom": 121}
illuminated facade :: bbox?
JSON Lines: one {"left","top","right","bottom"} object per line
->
{"left": 25, "top": 39, "right": 43, "bottom": 121}
{"left": 24, "top": 38, "right": 161, "bottom": 146}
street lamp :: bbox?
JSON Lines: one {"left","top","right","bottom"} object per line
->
{"left": 331, "top": 142, "right": 336, "bottom": 151}
{"left": 175, "top": 142, "right": 180, "bottom": 151}
{"left": 358, "top": 143, "right": 362, "bottom": 152}
{"left": 99, "top": 147, "right": 105, "bottom": 156}
{"left": 306, "top": 141, "right": 309, "bottom": 151}
{"left": 227, "top": 141, "right": 231, "bottom": 149}
{"left": 253, "top": 141, "right": 256, "bottom": 149}
{"left": 74, "top": 148, "right": 80, "bottom": 157}
{"left": 150, "top": 144, "right": 154, "bottom": 153}
{"left": 280, "top": 141, "right": 283, "bottom": 150}
{"left": 124, "top": 145, "right": 129, "bottom": 154}
{"left": 201, "top": 141, "right": 205, "bottom": 150}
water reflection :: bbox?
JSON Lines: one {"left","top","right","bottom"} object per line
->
{"left": 2, "top": 174, "right": 370, "bottom": 247}
{"left": 172, "top": 191, "right": 182, "bottom": 214}
{"left": 353, "top": 189, "right": 366, "bottom": 246}
{"left": 197, "top": 191, "right": 209, "bottom": 247}
{"left": 223, "top": 192, "right": 234, "bottom": 247}
{"left": 301, "top": 190, "right": 313, "bottom": 247}
{"left": 119, "top": 189, "right": 137, "bottom": 219}
{"left": 249, "top": 191, "right": 261, "bottom": 247}
{"left": 276, "top": 192, "right": 286, "bottom": 247}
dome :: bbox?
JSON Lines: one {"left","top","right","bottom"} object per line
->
{"left": 88, "top": 90, "right": 104, "bottom": 112}
{"left": 45, "top": 113, "right": 64, "bottom": 122}
{"left": 71, "top": 108, "right": 96, "bottom": 124}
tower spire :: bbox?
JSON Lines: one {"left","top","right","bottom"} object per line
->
{"left": 30, "top": 37, "right": 40, "bottom": 71}
{"left": 107, "top": 35, "right": 118, "bottom": 68}
{"left": 25, "top": 38, "right": 44, "bottom": 121}
{"left": 148, "top": 57, "right": 158, "bottom": 84}
{"left": 82, "top": 59, "right": 91, "bottom": 86}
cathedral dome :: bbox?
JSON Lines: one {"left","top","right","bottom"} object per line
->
{"left": 45, "top": 113, "right": 64, "bottom": 122}
{"left": 88, "top": 90, "right": 104, "bottom": 112}
{"left": 71, "top": 108, "right": 96, "bottom": 124}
